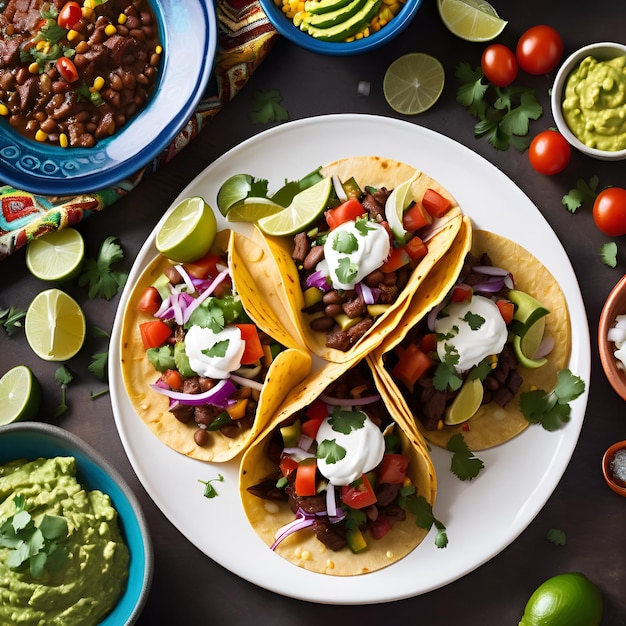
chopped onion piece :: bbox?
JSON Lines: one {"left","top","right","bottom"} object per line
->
{"left": 174, "top": 264, "right": 196, "bottom": 294}
{"left": 356, "top": 282, "right": 377, "bottom": 305}
{"left": 427, "top": 299, "right": 447, "bottom": 332}
{"left": 282, "top": 448, "right": 315, "bottom": 462}
{"left": 271, "top": 509, "right": 316, "bottom": 550}
{"left": 182, "top": 267, "right": 230, "bottom": 323}
{"left": 319, "top": 392, "right": 380, "bottom": 406}
{"left": 472, "top": 277, "right": 505, "bottom": 294}
{"left": 149, "top": 378, "right": 236, "bottom": 407}
{"left": 332, "top": 174, "right": 348, "bottom": 203}
{"left": 306, "top": 269, "right": 331, "bottom": 292}
{"left": 229, "top": 373, "right": 264, "bottom": 392}
{"left": 357, "top": 80, "right": 371, "bottom": 97}
{"left": 326, "top": 483, "right": 337, "bottom": 518}
{"left": 298, "top": 434, "right": 314, "bottom": 452}
{"left": 472, "top": 265, "right": 509, "bottom": 276}
{"left": 534, "top": 335, "right": 555, "bottom": 359}
{"left": 233, "top": 364, "right": 262, "bottom": 380}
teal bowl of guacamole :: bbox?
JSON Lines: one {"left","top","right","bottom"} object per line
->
{"left": 0, "top": 422, "right": 153, "bottom": 626}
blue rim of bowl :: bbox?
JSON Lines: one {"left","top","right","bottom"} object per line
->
{"left": 259, "top": 0, "right": 423, "bottom": 55}
{"left": 0, "top": 421, "right": 153, "bottom": 626}
{"left": 0, "top": 0, "right": 217, "bottom": 195}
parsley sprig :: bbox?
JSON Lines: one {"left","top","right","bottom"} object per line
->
{"left": 456, "top": 62, "right": 543, "bottom": 151}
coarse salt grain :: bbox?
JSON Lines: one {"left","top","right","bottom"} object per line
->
{"left": 609, "top": 448, "right": 626, "bottom": 485}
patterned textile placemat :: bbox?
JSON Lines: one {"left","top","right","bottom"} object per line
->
{"left": 0, "top": 0, "right": 278, "bottom": 259}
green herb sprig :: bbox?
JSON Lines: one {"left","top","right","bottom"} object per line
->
{"left": 446, "top": 433, "right": 485, "bottom": 481}
{"left": 78, "top": 236, "right": 127, "bottom": 300}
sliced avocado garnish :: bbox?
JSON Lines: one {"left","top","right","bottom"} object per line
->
{"left": 304, "top": 0, "right": 356, "bottom": 15}
{"left": 304, "top": 0, "right": 381, "bottom": 42}
{"left": 303, "top": 0, "right": 366, "bottom": 29}
{"left": 508, "top": 289, "right": 550, "bottom": 338}
{"left": 174, "top": 341, "right": 196, "bottom": 377}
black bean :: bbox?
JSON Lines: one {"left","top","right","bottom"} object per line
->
{"left": 324, "top": 304, "right": 343, "bottom": 317}
{"left": 310, "top": 316, "right": 335, "bottom": 331}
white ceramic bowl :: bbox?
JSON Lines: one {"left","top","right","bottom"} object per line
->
{"left": 551, "top": 42, "right": 626, "bottom": 161}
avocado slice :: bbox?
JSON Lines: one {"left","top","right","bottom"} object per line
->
{"left": 303, "top": 0, "right": 366, "bottom": 29}
{"left": 304, "top": 0, "right": 355, "bottom": 15}
{"left": 304, "top": 0, "right": 381, "bottom": 42}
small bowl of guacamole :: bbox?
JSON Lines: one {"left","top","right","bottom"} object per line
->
{"left": 0, "top": 422, "right": 153, "bottom": 626}
{"left": 551, "top": 41, "right": 626, "bottom": 161}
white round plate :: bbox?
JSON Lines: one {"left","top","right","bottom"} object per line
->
{"left": 109, "top": 114, "right": 590, "bottom": 604}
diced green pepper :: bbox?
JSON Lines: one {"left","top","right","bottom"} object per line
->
{"left": 280, "top": 420, "right": 302, "bottom": 448}
{"left": 346, "top": 527, "right": 368, "bottom": 553}
{"left": 174, "top": 341, "right": 196, "bottom": 377}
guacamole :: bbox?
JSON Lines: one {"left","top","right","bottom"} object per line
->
{"left": 0, "top": 456, "right": 130, "bottom": 626}
{"left": 562, "top": 54, "right": 626, "bottom": 152}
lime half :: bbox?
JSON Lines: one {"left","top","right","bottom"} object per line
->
{"left": 437, "top": 0, "right": 507, "bottom": 42}
{"left": 0, "top": 365, "right": 41, "bottom": 425}
{"left": 25, "top": 288, "right": 86, "bottom": 361}
{"left": 26, "top": 227, "right": 85, "bottom": 282}
{"left": 257, "top": 177, "right": 332, "bottom": 237}
{"left": 514, "top": 317, "right": 547, "bottom": 369}
{"left": 227, "top": 197, "right": 284, "bottom": 223}
{"left": 383, "top": 53, "right": 445, "bottom": 116}
{"left": 445, "top": 377, "right": 484, "bottom": 425}
{"left": 156, "top": 196, "right": 217, "bottom": 263}
{"left": 217, "top": 174, "right": 255, "bottom": 216}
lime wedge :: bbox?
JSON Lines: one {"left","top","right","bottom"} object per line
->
{"left": 0, "top": 365, "right": 41, "bottom": 425}
{"left": 385, "top": 173, "right": 419, "bottom": 243}
{"left": 156, "top": 196, "right": 217, "bottom": 263}
{"left": 217, "top": 174, "right": 255, "bottom": 216}
{"left": 437, "top": 0, "right": 507, "bottom": 42}
{"left": 25, "top": 288, "right": 86, "bottom": 361}
{"left": 445, "top": 376, "right": 484, "bottom": 425}
{"left": 226, "top": 197, "right": 284, "bottom": 223}
{"left": 257, "top": 177, "right": 333, "bottom": 237}
{"left": 383, "top": 53, "right": 445, "bottom": 116}
{"left": 25, "top": 227, "right": 84, "bottom": 282}
{"left": 513, "top": 317, "right": 548, "bottom": 369}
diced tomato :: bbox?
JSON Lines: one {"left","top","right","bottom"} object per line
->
{"left": 402, "top": 202, "right": 433, "bottom": 231}
{"left": 381, "top": 246, "right": 411, "bottom": 273}
{"left": 419, "top": 332, "right": 437, "bottom": 354}
{"left": 139, "top": 320, "right": 172, "bottom": 349}
{"left": 306, "top": 398, "right": 329, "bottom": 422}
{"left": 391, "top": 343, "right": 434, "bottom": 389}
{"left": 496, "top": 299, "right": 515, "bottom": 324}
{"left": 450, "top": 283, "right": 473, "bottom": 303}
{"left": 279, "top": 454, "right": 299, "bottom": 478}
{"left": 377, "top": 453, "right": 409, "bottom": 484}
{"left": 56, "top": 57, "right": 79, "bottom": 83}
{"left": 295, "top": 458, "right": 318, "bottom": 497}
{"left": 162, "top": 369, "right": 184, "bottom": 391}
{"left": 404, "top": 236, "right": 428, "bottom": 262}
{"left": 341, "top": 474, "right": 377, "bottom": 509}
{"left": 183, "top": 252, "right": 222, "bottom": 280}
{"left": 422, "top": 188, "right": 451, "bottom": 218}
{"left": 370, "top": 516, "right": 392, "bottom": 540}
{"left": 138, "top": 286, "right": 162, "bottom": 315}
{"left": 235, "top": 324, "right": 264, "bottom": 364}
{"left": 301, "top": 417, "right": 325, "bottom": 439}
{"left": 57, "top": 1, "right": 82, "bottom": 29}
{"left": 325, "top": 199, "right": 365, "bottom": 230}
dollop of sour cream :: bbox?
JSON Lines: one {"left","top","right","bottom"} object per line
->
{"left": 321, "top": 220, "right": 391, "bottom": 290}
{"left": 315, "top": 410, "right": 385, "bottom": 486}
{"left": 185, "top": 325, "right": 245, "bottom": 379}
{"left": 435, "top": 295, "right": 508, "bottom": 373}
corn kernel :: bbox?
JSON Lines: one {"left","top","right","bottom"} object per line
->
{"left": 117, "top": 13, "right": 127, "bottom": 24}
{"left": 59, "top": 133, "right": 69, "bottom": 148}
{"left": 301, "top": 550, "right": 312, "bottom": 561}
{"left": 402, "top": 476, "right": 412, "bottom": 488}
{"left": 91, "top": 76, "right": 105, "bottom": 91}
{"left": 326, "top": 560, "right": 335, "bottom": 570}
{"left": 0, "top": 103, "right": 8, "bottom": 116}
{"left": 35, "top": 129, "right": 47, "bottom": 142}
{"left": 67, "top": 29, "right": 79, "bottom": 41}
{"left": 28, "top": 62, "right": 39, "bottom": 74}
{"left": 83, "top": 0, "right": 95, "bottom": 8}
{"left": 104, "top": 24, "right": 117, "bottom": 36}
{"left": 437, "top": 419, "right": 444, "bottom": 430}
{"left": 81, "top": 6, "right": 94, "bottom": 20}
{"left": 155, "top": 45, "right": 162, "bottom": 54}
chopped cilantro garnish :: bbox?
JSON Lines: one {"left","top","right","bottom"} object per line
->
{"left": 398, "top": 485, "right": 448, "bottom": 548}
{"left": 54, "top": 365, "right": 73, "bottom": 417}
{"left": 433, "top": 345, "right": 463, "bottom": 392}
{"left": 316, "top": 439, "right": 346, "bottom": 464}
{"left": 446, "top": 433, "right": 485, "bottom": 481}
{"left": 468, "top": 358, "right": 492, "bottom": 381}
{"left": 519, "top": 369, "right": 585, "bottom": 431}
{"left": 354, "top": 216, "right": 375, "bottom": 236}
{"left": 202, "top": 339, "right": 230, "bottom": 358}
{"left": 562, "top": 176, "right": 599, "bottom": 213}
{"left": 249, "top": 89, "right": 289, "bottom": 124}
{"left": 198, "top": 474, "right": 224, "bottom": 498}
{"left": 547, "top": 528, "right": 567, "bottom": 546}
{"left": 332, "top": 230, "right": 358, "bottom": 254}
{"left": 600, "top": 242, "right": 618, "bottom": 268}
{"left": 462, "top": 310, "right": 485, "bottom": 330}
{"left": 88, "top": 351, "right": 108, "bottom": 381}
{"left": 335, "top": 257, "right": 358, "bottom": 285}
{"left": 0, "top": 306, "right": 26, "bottom": 336}
{"left": 328, "top": 407, "right": 366, "bottom": 434}
{"left": 78, "top": 236, "right": 127, "bottom": 300}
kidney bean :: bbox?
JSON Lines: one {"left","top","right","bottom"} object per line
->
{"left": 303, "top": 245, "right": 325, "bottom": 270}
{"left": 365, "top": 270, "right": 385, "bottom": 287}
{"left": 322, "top": 290, "right": 345, "bottom": 305}
{"left": 194, "top": 429, "right": 209, "bottom": 447}
{"left": 310, "top": 316, "right": 335, "bottom": 331}
{"left": 324, "top": 304, "right": 343, "bottom": 317}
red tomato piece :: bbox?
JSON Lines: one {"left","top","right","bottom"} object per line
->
{"left": 183, "top": 252, "right": 223, "bottom": 279}
{"left": 295, "top": 459, "right": 318, "bottom": 497}
{"left": 402, "top": 202, "right": 432, "bottom": 231}
{"left": 419, "top": 332, "right": 437, "bottom": 354}
{"left": 325, "top": 199, "right": 365, "bottom": 230}
{"left": 341, "top": 474, "right": 377, "bottom": 509}
{"left": 56, "top": 57, "right": 79, "bottom": 83}
{"left": 391, "top": 343, "right": 434, "bottom": 389}
{"left": 516, "top": 25, "right": 563, "bottom": 75}
{"left": 279, "top": 454, "right": 299, "bottom": 478}
{"left": 301, "top": 417, "right": 325, "bottom": 439}
{"left": 481, "top": 43, "right": 518, "bottom": 87}
{"left": 377, "top": 454, "right": 409, "bottom": 484}
{"left": 593, "top": 187, "right": 626, "bottom": 236}
{"left": 422, "top": 189, "right": 451, "bottom": 218}
{"left": 306, "top": 398, "right": 329, "bottom": 422}
{"left": 381, "top": 246, "right": 411, "bottom": 273}
{"left": 138, "top": 286, "right": 162, "bottom": 315}
{"left": 162, "top": 369, "right": 184, "bottom": 391}
{"left": 496, "top": 299, "right": 515, "bottom": 324}
{"left": 528, "top": 130, "right": 571, "bottom": 175}
{"left": 235, "top": 324, "right": 264, "bottom": 365}
{"left": 450, "top": 283, "right": 473, "bottom": 303}
{"left": 404, "top": 236, "right": 428, "bottom": 262}
{"left": 58, "top": 1, "right": 82, "bottom": 29}
{"left": 139, "top": 320, "right": 172, "bottom": 349}
{"left": 370, "top": 517, "right": 391, "bottom": 540}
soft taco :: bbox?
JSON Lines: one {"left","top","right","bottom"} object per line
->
{"left": 240, "top": 156, "right": 465, "bottom": 364}
{"left": 372, "top": 229, "right": 571, "bottom": 450}
{"left": 239, "top": 359, "right": 438, "bottom": 576}
{"left": 120, "top": 229, "right": 311, "bottom": 462}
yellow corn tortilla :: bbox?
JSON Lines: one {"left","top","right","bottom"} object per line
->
{"left": 373, "top": 228, "right": 572, "bottom": 450}
{"left": 120, "top": 231, "right": 312, "bottom": 462}
{"left": 245, "top": 155, "right": 464, "bottom": 364}
{"left": 239, "top": 359, "right": 437, "bottom": 576}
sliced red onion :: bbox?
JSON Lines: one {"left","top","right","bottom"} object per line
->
{"left": 504, "top": 274, "right": 515, "bottom": 289}
{"left": 174, "top": 264, "right": 196, "bottom": 294}
{"left": 472, "top": 276, "right": 506, "bottom": 294}
{"left": 229, "top": 373, "right": 264, "bottom": 392}
{"left": 306, "top": 269, "right": 331, "bottom": 292}
{"left": 319, "top": 392, "right": 380, "bottom": 406}
{"left": 326, "top": 483, "right": 337, "bottom": 518}
{"left": 534, "top": 335, "right": 555, "bottom": 359}
{"left": 419, "top": 214, "right": 457, "bottom": 243}
{"left": 472, "top": 265, "right": 510, "bottom": 276}
{"left": 427, "top": 298, "right": 447, "bottom": 331}
{"left": 149, "top": 378, "right": 236, "bottom": 407}
{"left": 356, "top": 282, "right": 377, "bottom": 305}
{"left": 297, "top": 434, "right": 314, "bottom": 452}
{"left": 271, "top": 509, "right": 316, "bottom": 550}
{"left": 332, "top": 174, "right": 348, "bottom": 203}
{"left": 182, "top": 267, "right": 230, "bottom": 323}
{"left": 282, "top": 448, "right": 316, "bottom": 462}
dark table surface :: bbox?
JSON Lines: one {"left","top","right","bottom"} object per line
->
{"left": 3, "top": 0, "right": 626, "bottom": 623}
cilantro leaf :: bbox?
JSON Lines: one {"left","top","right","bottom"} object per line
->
{"left": 562, "top": 176, "right": 599, "bottom": 213}
{"left": 0, "top": 306, "right": 26, "bottom": 336}
{"left": 432, "top": 345, "right": 463, "bottom": 392}
{"left": 335, "top": 257, "right": 358, "bottom": 285}
{"left": 520, "top": 369, "right": 585, "bottom": 431}
{"left": 468, "top": 359, "right": 492, "bottom": 381}
{"left": 249, "top": 89, "right": 289, "bottom": 124}
{"left": 446, "top": 433, "right": 485, "bottom": 480}
{"left": 198, "top": 474, "right": 224, "bottom": 498}
{"left": 88, "top": 351, "right": 108, "bottom": 381}
{"left": 547, "top": 528, "right": 566, "bottom": 546}
{"left": 600, "top": 242, "right": 618, "bottom": 268}
{"left": 328, "top": 407, "right": 366, "bottom": 434}
{"left": 498, "top": 90, "right": 542, "bottom": 137}
{"left": 462, "top": 311, "right": 484, "bottom": 330}
{"left": 332, "top": 230, "right": 358, "bottom": 254}
{"left": 354, "top": 217, "right": 375, "bottom": 236}
{"left": 455, "top": 62, "right": 488, "bottom": 117}
{"left": 146, "top": 345, "right": 176, "bottom": 371}
{"left": 54, "top": 365, "right": 73, "bottom": 417}
{"left": 316, "top": 439, "right": 346, "bottom": 464}
{"left": 202, "top": 339, "right": 229, "bottom": 358}
{"left": 78, "top": 236, "right": 127, "bottom": 300}
{"left": 398, "top": 486, "right": 448, "bottom": 548}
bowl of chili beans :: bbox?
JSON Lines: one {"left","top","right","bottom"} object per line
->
{"left": 0, "top": 0, "right": 216, "bottom": 195}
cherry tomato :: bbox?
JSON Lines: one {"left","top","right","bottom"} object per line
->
{"left": 481, "top": 44, "right": 518, "bottom": 87}
{"left": 56, "top": 57, "right": 79, "bottom": 83}
{"left": 528, "top": 130, "right": 571, "bottom": 175}
{"left": 516, "top": 25, "right": 564, "bottom": 75}
{"left": 57, "top": 1, "right": 82, "bottom": 30}
{"left": 592, "top": 187, "right": 626, "bottom": 236}
{"left": 138, "top": 286, "right": 162, "bottom": 315}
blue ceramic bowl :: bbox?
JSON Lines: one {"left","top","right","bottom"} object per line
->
{"left": 0, "top": 422, "right": 153, "bottom": 625}
{"left": 260, "top": 0, "right": 423, "bottom": 55}
{"left": 0, "top": 0, "right": 217, "bottom": 195}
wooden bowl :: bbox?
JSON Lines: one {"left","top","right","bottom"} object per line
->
{"left": 602, "top": 440, "right": 626, "bottom": 497}
{"left": 598, "top": 274, "right": 626, "bottom": 401}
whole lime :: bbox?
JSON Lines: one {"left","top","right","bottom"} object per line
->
{"left": 519, "top": 572, "right": 603, "bottom": 626}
